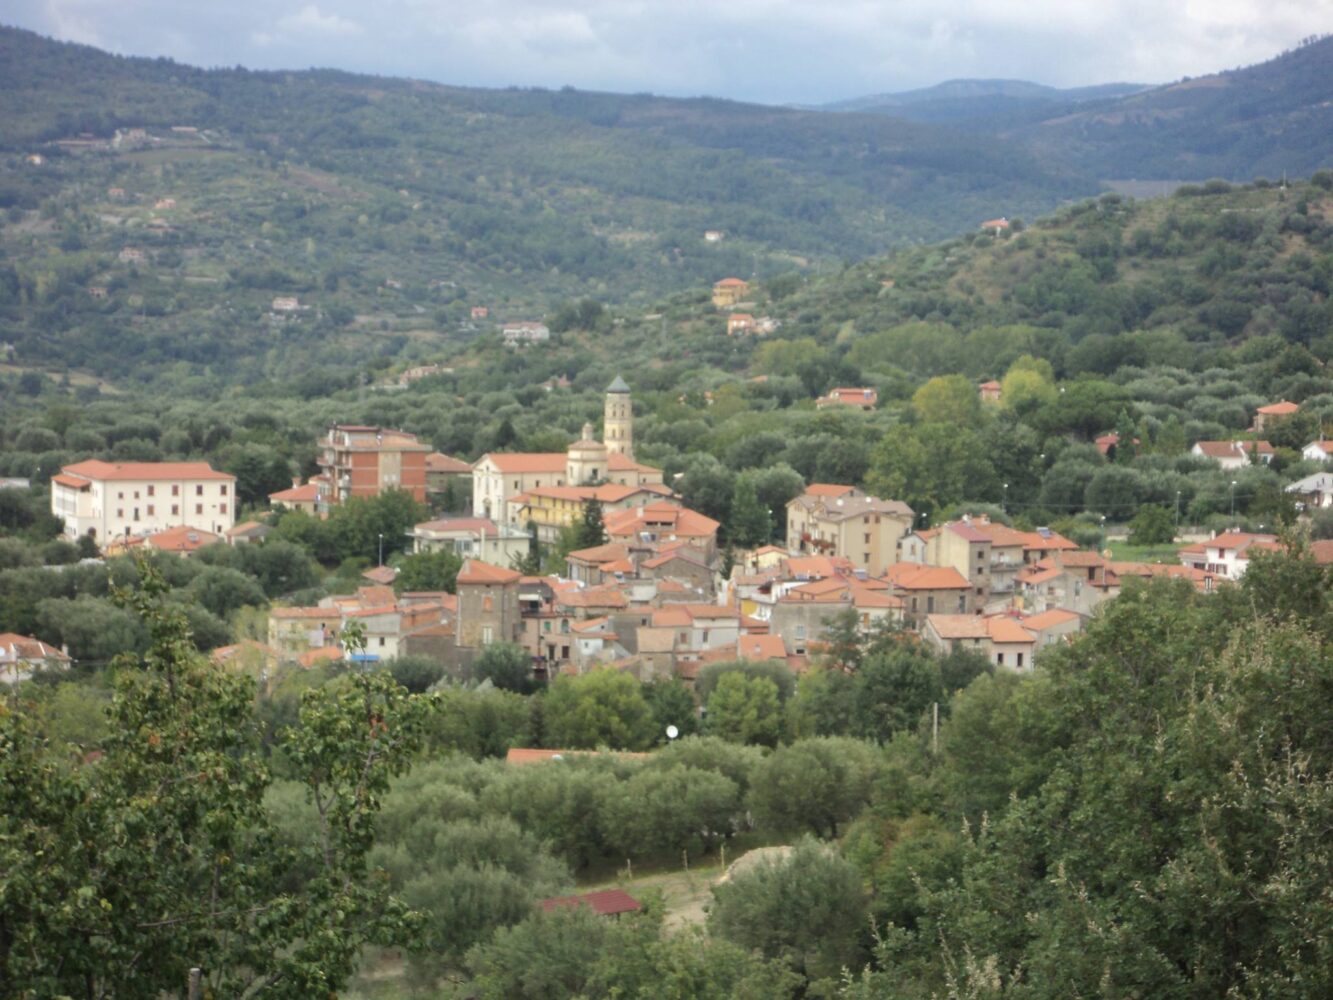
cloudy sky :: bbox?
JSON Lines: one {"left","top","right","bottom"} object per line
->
{"left": 6, "top": 0, "right": 1331, "bottom": 104}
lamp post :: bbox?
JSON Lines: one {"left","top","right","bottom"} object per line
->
{"left": 1175, "top": 490, "right": 1182, "bottom": 529}
{"left": 1002, "top": 482, "right": 1009, "bottom": 515}
{"left": 1229, "top": 480, "right": 1237, "bottom": 522}
{"left": 378, "top": 532, "right": 384, "bottom": 567}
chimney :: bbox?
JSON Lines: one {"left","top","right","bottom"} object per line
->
{"left": 292, "top": 476, "right": 302, "bottom": 489}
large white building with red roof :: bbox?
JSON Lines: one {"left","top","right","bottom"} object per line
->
{"left": 51, "top": 460, "right": 236, "bottom": 545}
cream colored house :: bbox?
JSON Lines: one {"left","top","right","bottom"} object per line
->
{"left": 52, "top": 460, "right": 236, "bottom": 546}
{"left": 785, "top": 484, "right": 913, "bottom": 577}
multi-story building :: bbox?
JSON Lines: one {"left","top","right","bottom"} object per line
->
{"left": 786, "top": 485, "right": 914, "bottom": 577}
{"left": 711, "top": 277, "right": 749, "bottom": 308}
{"left": 455, "top": 560, "right": 523, "bottom": 648}
{"left": 916, "top": 520, "right": 993, "bottom": 607}
{"left": 506, "top": 482, "right": 675, "bottom": 543}
{"left": 51, "top": 460, "right": 236, "bottom": 545}
{"left": 409, "top": 516, "right": 531, "bottom": 565}
{"left": 316, "top": 425, "right": 432, "bottom": 511}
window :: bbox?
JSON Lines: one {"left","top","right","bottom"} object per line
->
{"left": 378, "top": 637, "right": 385, "bottom": 647}
{"left": 561, "top": 645, "right": 570, "bottom": 659}
{"left": 147, "top": 485, "right": 155, "bottom": 497}
{"left": 146, "top": 505, "right": 154, "bottom": 516}
{"left": 543, "top": 621, "right": 551, "bottom": 633}
{"left": 482, "top": 626, "right": 494, "bottom": 645}
{"left": 171, "top": 504, "right": 179, "bottom": 516}
{"left": 219, "top": 503, "right": 227, "bottom": 514}
{"left": 195, "top": 485, "right": 203, "bottom": 496}
{"left": 996, "top": 653, "right": 1004, "bottom": 665}
{"left": 117, "top": 492, "right": 124, "bottom": 500}
{"left": 172, "top": 485, "right": 179, "bottom": 496}
{"left": 116, "top": 508, "right": 123, "bottom": 519}
{"left": 133, "top": 507, "right": 140, "bottom": 521}
{"left": 220, "top": 485, "right": 227, "bottom": 496}
{"left": 864, "top": 533, "right": 870, "bottom": 543}
{"left": 1016, "top": 653, "right": 1024, "bottom": 668}
{"left": 796, "top": 624, "right": 807, "bottom": 639}
{"left": 196, "top": 504, "right": 203, "bottom": 515}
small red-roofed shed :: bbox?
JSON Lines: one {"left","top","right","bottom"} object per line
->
{"left": 539, "top": 889, "right": 643, "bottom": 918}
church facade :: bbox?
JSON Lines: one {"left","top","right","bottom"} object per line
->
{"left": 471, "top": 377, "right": 661, "bottom": 520}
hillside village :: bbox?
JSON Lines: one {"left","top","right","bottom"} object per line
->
{"left": 9, "top": 372, "right": 1331, "bottom": 690}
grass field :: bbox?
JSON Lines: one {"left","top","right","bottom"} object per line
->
{"left": 1107, "top": 541, "right": 1185, "bottom": 563}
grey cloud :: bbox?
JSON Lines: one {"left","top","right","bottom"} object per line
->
{"left": 8, "top": 0, "right": 1332, "bottom": 103}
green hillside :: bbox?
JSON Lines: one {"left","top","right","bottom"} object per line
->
{"left": 1021, "top": 34, "right": 1333, "bottom": 180}
{"left": 0, "top": 24, "right": 1105, "bottom": 385}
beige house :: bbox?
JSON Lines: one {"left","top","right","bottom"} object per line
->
{"left": 916, "top": 520, "right": 994, "bottom": 607}
{"left": 922, "top": 614, "right": 1037, "bottom": 671}
{"left": 1253, "top": 400, "right": 1299, "bottom": 434}
{"left": 786, "top": 484, "right": 914, "bottom": 577}
{"left": 1, "top": 632, "right": 71, "bottom": 684}
{"left": 711, "top": 277, "right": 749, "bottom": 308}
{"left": 815, "top": 388, "right": 877, "bottom": 411}
{"left": 52, "top": 460, "right": 236, "bottom": 546}
{"left": 410, "top": 516, "right": 531, "bottom": 565}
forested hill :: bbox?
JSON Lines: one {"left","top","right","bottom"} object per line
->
{"left": 819, "top": 79, "right": 1148, "bottom": 128}
{"left": 749, "top": 177, "right": 1333, "bottom": 383}
{"left": 823, "top": 36, "right": 1333, "bottom": 181}
{"left": 1018, "top": 34, "right": 1333, "bottom": 180}
{"left": 0, "top": 25, "right": 1089, "bottom": 275}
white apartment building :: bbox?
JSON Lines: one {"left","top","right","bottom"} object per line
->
{"left": 51, "top": 460, "right": 236, "bottom": 545}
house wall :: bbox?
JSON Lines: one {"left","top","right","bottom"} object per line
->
{"left": 456, "top": 580, "right": 522, "bottom": 648}
{"left": 56, "top": 475, "right": 235, "bottom": 542}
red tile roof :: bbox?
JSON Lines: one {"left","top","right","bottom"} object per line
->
{"left": 805, "top": 483, "right": 857, "bottom": 498}
{"left": 270, "top": 482, "right": 319, "bottom": 503}
{"left": 539, "top": 889, "right": 643, "bottom": 917}
{"left": 0, "top": 633, "right": 70, "bottom": 662}
{"left": 884, "top": 563, "right": 970, "bottom": 590}
{"left": 62, "top": 460, "right": 233, "bottom": 482}
{"left": 1022, "top": 609, "right": 1082, "bottom": 631}
{"left": 1257, "top": 400, "right": 1300, "bottom": 415}
{"left": 456, "top": 559, "right": 522, "bottom": 585}
{"left": 144, "top": 525, "right": 222, "bottom": 553}
{"left": 426, "top": 452, "right": 472, "bottom": 473}
{"left": 736, "top": 634, "right": 787, "bottom": 661}
{"left": 478, "top": 453, "right": 568, "bottom": 473}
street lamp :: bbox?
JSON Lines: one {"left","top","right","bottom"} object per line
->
{"left": 1002, "top": 483, "right": 1009, "bottom": 515}
{"left": 1175, "top": 490, "right": 1182, "bottom": 529}
{"left": 1229, "top": 480, "right": 1237, "bottom": 522}
{"left": 378, "top": 532, "right": 384, "bottom": 567}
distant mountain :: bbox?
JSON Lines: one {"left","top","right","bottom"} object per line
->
{"left": 821, "top": 79, "right": 1149, "bottom": 126}
{"left": 1019, "top": 35, "right": 1333, "bottom": 180}
{"left": 0, "top": 25, "right": 1093, "bottom": 385}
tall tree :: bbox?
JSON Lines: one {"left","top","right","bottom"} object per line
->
{"left": 1, "top": 560, "right": 435, "bottom": 997}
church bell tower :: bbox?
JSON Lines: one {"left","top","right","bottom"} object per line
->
{"left": 604, "top": 375, "right": 633, "bottom": 459}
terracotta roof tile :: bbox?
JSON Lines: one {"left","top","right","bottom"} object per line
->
{"left": 62, "top": 460, "right": 234, "bottom": 482}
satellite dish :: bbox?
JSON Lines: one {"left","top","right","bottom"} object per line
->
{"left": 665, "top": 725, "right": 679, "bottom": 740}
